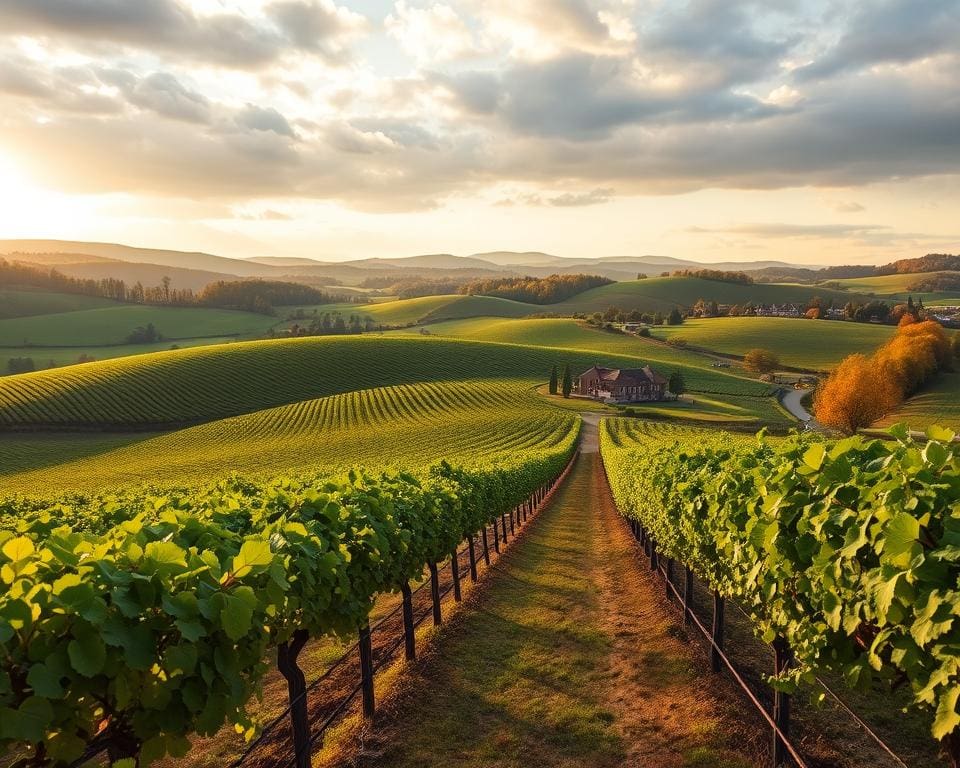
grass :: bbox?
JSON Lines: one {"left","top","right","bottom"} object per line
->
{"left": 317, "top": 295, "right": 534, "bottom": 326}
{"left": 0, "top": 338, "right": 238, "bottom": 372}
{"left": 544, "top": 276, "right": 869, "bottom": 315}
{"left": 823, "top": 271, "right": 960, "bottom": 301}
{"left": 0, "top": 334, "right": 773, "bottom": 429}
{"left": 0, "top": 304, "right": 277, "bottom": 346}
{"left": 355, "top": 450, "right": 760, "bottom": 768}
{"left": 0, "top": 289, "right": 119, "bottom": 319}
{"left": 650, "top": 317, "right": 895, "bottom": 370}
{"left": 0, "top": 379, "right": 577, "bottom": 493}
{"left": 877, "top": 371, "right": 960, "bottom": 432}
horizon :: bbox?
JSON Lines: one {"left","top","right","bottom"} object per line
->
{"left": 0, "top": 1, "right": 958, "bottom": 264}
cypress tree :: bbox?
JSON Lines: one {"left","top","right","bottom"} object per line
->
{"left": 561, "top": 364, "right": 573, "bottom": 398}
{"left": 549, "top": 365, "right": 558, "bottom": 395}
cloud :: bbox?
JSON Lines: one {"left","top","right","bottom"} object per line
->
{"left": 496, "top": 187, "right": 614, "bottom": 207}
{"left": 0, "top": 0, "right": 366, "bottom": 69}
{"left": 796, "top": 0, "right": 960, "bottom": 80}
{"left": 235, "top": 105, "right": 296, "bottom": 138}
{"left": 692, "top": 222, "right": 960, "bottom": 249}
{"left": 386, "top": 2, "right": 479, "bottom": 63}
{"left": 833, "top": 201, "right": 865, "bottom": 213}
{"left": 126, "top": 72, "right": 210, "bottom": 124}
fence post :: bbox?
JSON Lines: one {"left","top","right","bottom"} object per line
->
{"left": 502, "top": 511, "right": 509, "bottom": 542}
{"left": 358, "top": 623, "right": 375, "bottom": 722}
{"left": 277, "top": 629, "right": 310, "bottom": 768}
{"left": 451, "top": 549, "right": 462, "bottom": 602}
{"left": 710, "top": 592, "right": 725, "bottom": 673}
{"left": 428, "top": 561, "right": 442, "bottom": 626}
{"left": 683, "top": 567, "right": 693, "bottom": 625}
{"left": 650, "top": 539, "right": 658, "bottom": 572}
{"left": 481, "top": 526, "right": 490, "bottom": 566}
{"left": 772, "top": 636, "right": 793, "bottom": 767}
{"left": 665, "top": 558, "right": 674, "bottom": 598}
{"left": 492, "top": 517, "right": 500, "bottom": 554}
{"left": 401, "top": 583, "right": 415, "bottom": 661}
{"left": 509, "top": 508, "right": 515, "bottom": 536}
{"left": 468, "top": 534, "right": 478, "bottom": 582}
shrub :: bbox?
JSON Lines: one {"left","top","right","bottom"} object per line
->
{"left": 743, "top": 348, "right": 780, "bottom": 374}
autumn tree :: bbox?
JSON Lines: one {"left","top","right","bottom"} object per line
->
{"left": 743, "top": 348, "right": 780, "bottom": 374}
{"left": 814, "top": 354, "right": 899, "bottom": 435}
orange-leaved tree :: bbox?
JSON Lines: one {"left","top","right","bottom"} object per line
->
{"left": 814, "top": 354, "right": 900, "bottom": 435}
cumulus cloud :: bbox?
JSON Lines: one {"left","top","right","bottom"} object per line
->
{"left": 235, "top": 105, "right": 296, "bottom": 138}
{"left": 0, "top": 0, "right": 366, "bottom": 68}
{"left": 126, "top": 72, "right": 210, "bottom": 124}
{"left": 796, "top": 0, "right": 960, "bottom": 80}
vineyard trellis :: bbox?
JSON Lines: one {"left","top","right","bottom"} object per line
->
{"left": 600, "top": 417, "right": 960, "bottom": 767}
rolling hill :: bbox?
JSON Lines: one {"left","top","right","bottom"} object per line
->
{"left": 0, "top": 304, "right": 278, "bottom": 347}
{"left": 820, "top": 271, "right": 960, "bottom": 301}
{"left": 651, "top": 317, "right": 896, "bottom": 370}
{"left": 0, "top": 289, "right": 119, "bottom": 319}
{"left": 0, "top": 333, "right": 775, "bottom": 430}
{"left": 0, "top": 379, "right": 577, "bottom": 493}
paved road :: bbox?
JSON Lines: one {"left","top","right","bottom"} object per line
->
{"left": 781, "top": 387, "right": 822, "bottom": 430}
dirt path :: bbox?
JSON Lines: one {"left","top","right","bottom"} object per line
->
{"left": 356, "top": 418, "right": 764, "bottom": 768}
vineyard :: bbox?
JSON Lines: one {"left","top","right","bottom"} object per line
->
{"left": 0, "top": 334, "right": 776, "bottom": 429}
{"left": 600, "top": 418, "right": 960, "bottom": 763}
{"left": 0, "top": 380, "right": 577, "bottom": 493}
{"left": 0, "top": 423, "right": 577, "bottom": 767}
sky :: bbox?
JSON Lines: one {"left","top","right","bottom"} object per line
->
{"left": 0, "top": 0, "right": 958, "bottom": 265}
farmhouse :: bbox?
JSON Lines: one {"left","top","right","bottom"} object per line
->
{"left": 575, "top": 365, "right": 669, "bottom": 402}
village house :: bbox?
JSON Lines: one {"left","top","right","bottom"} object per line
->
{"left": 575, "top": 365, "right": 669, "bottom": 403}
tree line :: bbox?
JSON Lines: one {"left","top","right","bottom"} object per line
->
{"left": 1, "top": 259, "right": 350, "bottom": 315}
{"left": 461, "top": 273, "right": 614, "bottom": 304}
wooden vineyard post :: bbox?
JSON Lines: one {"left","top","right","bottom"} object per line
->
{"left": 683, "top": 567, "right": 693, "bottom": 625}
{"left": 665, "top": 558, "right": 674, "bottom": 599}
{"left": 501, "top": 511, "right": 509, "bottom": 542}
{"left": 358, "top": 623, "right": 375, "bottom": 722}
{"left": 649, "top": 539, "right": 658, "bottom": 572}
{"left": 428, "top": 561, "right": 442, "bottom": 626}
{"left": 492, "top": 517, "right": 500, "bottom": 554}
{"left": 401, "top": 583, "right": 415, "bottom": 661}
{"left": 277, "top": 629, "right": 310, "bottom": 768}
{"left": 772, "top": 637, "right": 793, "bottom": 767}
{"left": 468, "top": 534, "right": 478, "bottom": 582}
{"left": 710, "top": 592, "right": 725, "bottom": 673}
{"left": 481, "top": 526, "right": 491, "bottom": 566}
{"left": 450, "top": 549, "right": 462, "bottom": 602}
{"left": 508, "top": 508, "right": 515, "bottom": 536}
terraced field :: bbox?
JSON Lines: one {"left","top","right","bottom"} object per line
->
{"left": 0, "top": 334, "right": 773, "bottom": 429}
{"left": 650, "top": 316, "right": 895, "bottom": 370}
{"left": 0, "top": 379, "right": 577, "bottom": 493}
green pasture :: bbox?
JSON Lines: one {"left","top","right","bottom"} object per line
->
{"left": 821, "top": 271, "right": 960, "bottom": 301}
{"left": 877, "top": 371, "right": 960, "bottom": 432}
{"left": 1, "top": 338, "right": 238, "bottom": 372}
{"left": 0, "top": 289, "right": 119, "bottom": 319}
{"left": 0, "top": 304, "right": 277, "bottom": 346}
{"left": 650, "top": 316, "right": 894, "bottom": 370}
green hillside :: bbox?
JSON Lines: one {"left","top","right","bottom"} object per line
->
{"left": 546, "top": 276, "right": 869, "bottom": 314}
{"left": 0, "top": 304, "right": 277, "bottom": 346}
{"left": 0, "top": 289, "right": 119, "bottom": 319}
{"left": 0, "top": 379, "right": 576, "bottom": 493}
{"left": 650, "top": 317, "right": 895, "bottom": 370}
{"left": 1, "top": 338, "right": 238, "bottom": 372}
{"left": 410, "top": 317, "right": 762, "bottom": 383}
{"left": 822, "top": 271, "right": 960, "bottom": 300}
{"left": 0, "top": 334, "right": 775, "bottom": 430}
{"left": 877, "top": 371, "right": 960, "bottom": 432}
{"left": 322, "top": 294, "right": 534, "bottom": 325}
